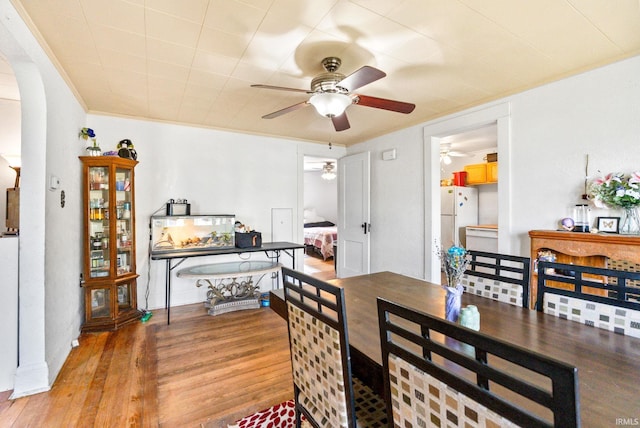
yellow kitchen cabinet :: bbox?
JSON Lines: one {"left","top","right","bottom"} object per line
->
{"left": 464, "top": 162, "right": 498, "bottom": 185}
{"left": 487, "top": 162, "right": 498, "bottom": 183}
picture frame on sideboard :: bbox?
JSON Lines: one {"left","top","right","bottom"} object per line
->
{"left": 597, "top": 216, "right": 620, "bottom": 233}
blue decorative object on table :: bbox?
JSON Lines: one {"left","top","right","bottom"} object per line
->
{"left": 438, "top": 244, "right": 470, "bottom": 322}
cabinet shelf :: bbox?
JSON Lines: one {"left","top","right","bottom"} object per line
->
{"left": 81, "top": 156, "right": 141, "bottom": 332}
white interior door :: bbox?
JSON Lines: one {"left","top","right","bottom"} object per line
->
{"left": 337, "top": 152, "right": 370, "bottom": 278}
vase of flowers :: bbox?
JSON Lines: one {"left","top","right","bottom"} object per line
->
{"left": 589, "top": 172, "right": 640, "bottom": 234}
{"left": 438, "top": 244, "right": 470, "bottom": 322}
{"left": 80, "top": 127, "right": 101, "bottom": 156}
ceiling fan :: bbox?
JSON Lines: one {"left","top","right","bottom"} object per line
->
{"left": 251, "top": 57, "right": 415, "bottom": 132}
{"left": 440, "top": 143, "right": 470, "bottom": 165}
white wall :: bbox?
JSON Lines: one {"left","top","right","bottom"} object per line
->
{"left": 87, "top": 115, "right": 344, "bottom": 309}
{"left": 348, "top": 54, "right": 640, "bottom": 279}
{"left": 344, "top": 130, "right": 426, "bottom": 279}
{"left": 0, "top": 236, "right": 18, "bottom": 391}
{"left": 304, "top": 170, "right": 337, "bottom": 224}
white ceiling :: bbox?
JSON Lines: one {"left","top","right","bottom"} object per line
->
{"left": 5, "top": 0, "right": 640, "bottom": 146}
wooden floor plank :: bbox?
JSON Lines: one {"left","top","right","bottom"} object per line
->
{"left": 141, "top": 323, "right": 159, "bottom": 428}
{"left": 47, "top": 332, "right": 109, "bottom": 426}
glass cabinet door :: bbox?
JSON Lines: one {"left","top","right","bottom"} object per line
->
{"left": 115, "top": 167, "right": 133, "bottom": 276}
{"left": 117, "top": 281, "right": 133, "bottom": 309}
{"left": 90, "top": 287, "right": 111, "bottom": 319}
{"left": 88, "top": 166, "right": 110, "bottom": 278}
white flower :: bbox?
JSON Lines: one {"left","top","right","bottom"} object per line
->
{"left": 626, "top": 189, "right": 640, "bottom": 200}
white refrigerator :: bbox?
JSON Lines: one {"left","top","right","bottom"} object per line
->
{"left": 440, "top": 186, "right": 478, "bottom": 249}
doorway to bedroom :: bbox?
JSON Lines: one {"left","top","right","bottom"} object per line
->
{"left": 303, "top": 156, "right": 337, "bottom": 280}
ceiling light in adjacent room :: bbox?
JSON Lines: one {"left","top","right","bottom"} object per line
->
{"left": 322, "top": 162, "right": 336, "bottom": 180}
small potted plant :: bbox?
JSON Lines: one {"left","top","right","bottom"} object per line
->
{"left": 80, "top": 127, "right": 101, "bottom": 156}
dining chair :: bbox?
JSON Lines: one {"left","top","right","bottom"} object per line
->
{"left": 281, "top": 267, "right": 387, "bottom": 428}
{"left": 460, "top": 250, "right": 531, "bottom": 307}
{"left": 536, "top": 261, "right": 640, "bottom": 338}
{"left": 377, "top": 297, "right": 580, "bottom": 428}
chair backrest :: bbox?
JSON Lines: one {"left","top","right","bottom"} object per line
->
{"left": 281, "top": 267, "right": 356, "bottom": 428}
{"left": 460, "top": 250, "right": 531, "bottom": 307}
{"left": 377, "top": 297, "right": 580, "bottom": 428}
{"left": 536, "top": 261, "right": 640, "bottom": 338}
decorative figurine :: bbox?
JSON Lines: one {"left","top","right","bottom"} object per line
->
{"left": 117, "top": 139, "right": 137, "bottom": 160}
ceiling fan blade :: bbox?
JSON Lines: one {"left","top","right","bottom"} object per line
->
{"left": 337, "top": 66, "right": 386, "bottom": 92}
{"left": 262, "top": 101, "right": 309, "bottom": 119}
{"left": 355, "top": 94, "right": 415, "bottom": 114}
{"left": 331, "top": 113, "right": 350, "bottom": 132}
{"left": 251, "top": 84, "right": 313, "bottom": 94}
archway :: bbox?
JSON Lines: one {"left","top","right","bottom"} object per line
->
{"left": 0, "top": 9, "right": 50, "bottom": 397}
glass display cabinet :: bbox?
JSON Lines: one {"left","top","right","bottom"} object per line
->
{"left": 80, "top": 156, "right": 141, "bottom": 332}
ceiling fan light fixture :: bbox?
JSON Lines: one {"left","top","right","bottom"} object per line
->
{"left": 441, "top": 153, "right": 452, "bottom": 165}
{"left": 321, "top": 162, "right": 336, "bottom": 180}
{"left": 309, "top": 92, "right": 351, "bottom": 118}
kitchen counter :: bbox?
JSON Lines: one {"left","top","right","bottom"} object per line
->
{"left": 466, "top": 225, "right": 498, "bottom": 252}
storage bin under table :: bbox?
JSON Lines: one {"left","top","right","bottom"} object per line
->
{"left": 177, "top": 260, "right": 281, "bottom": 315}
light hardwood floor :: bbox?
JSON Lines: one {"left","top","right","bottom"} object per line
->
{"left": 303, "top": 250, "right": 336, "bottom": 281}
{"left": 0, "top": 256, "right": 335, "bottom": 427}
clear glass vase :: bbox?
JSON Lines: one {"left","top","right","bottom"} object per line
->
{"left": 86, "top": 144, "right": 102, "bottom": 156}
{"left": 619, "top": 207, "right": 640, "bottom": 235}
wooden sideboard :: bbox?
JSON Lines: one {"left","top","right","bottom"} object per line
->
{"left": 528, "top": 230, "right": 640, "bottom": 308}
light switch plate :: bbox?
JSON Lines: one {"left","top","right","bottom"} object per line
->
{"left": 49, "top": 175, "right": 60, "bottom": 191}
{"left": 382, "top": 149, "right": 396, "bottom": 161}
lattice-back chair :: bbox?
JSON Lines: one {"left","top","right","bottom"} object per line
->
{"left": 377, "top": 297, "right": 580, "bottom": 428}
{"left": 536, "top": 261, "right": 640, "bottom": 338}
{"left": 460, "top": 250, "right": 531, "bottom": 307}
{"left": 281, "top": 267, "right": 387, "bottom": 428}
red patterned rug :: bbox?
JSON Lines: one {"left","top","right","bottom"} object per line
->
{"left": 228, "top": 400, "right": 309, "bottom": 428}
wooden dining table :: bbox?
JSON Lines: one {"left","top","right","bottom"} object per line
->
{"left": 270, "top": 271, "right": 640, "bottom": 427}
